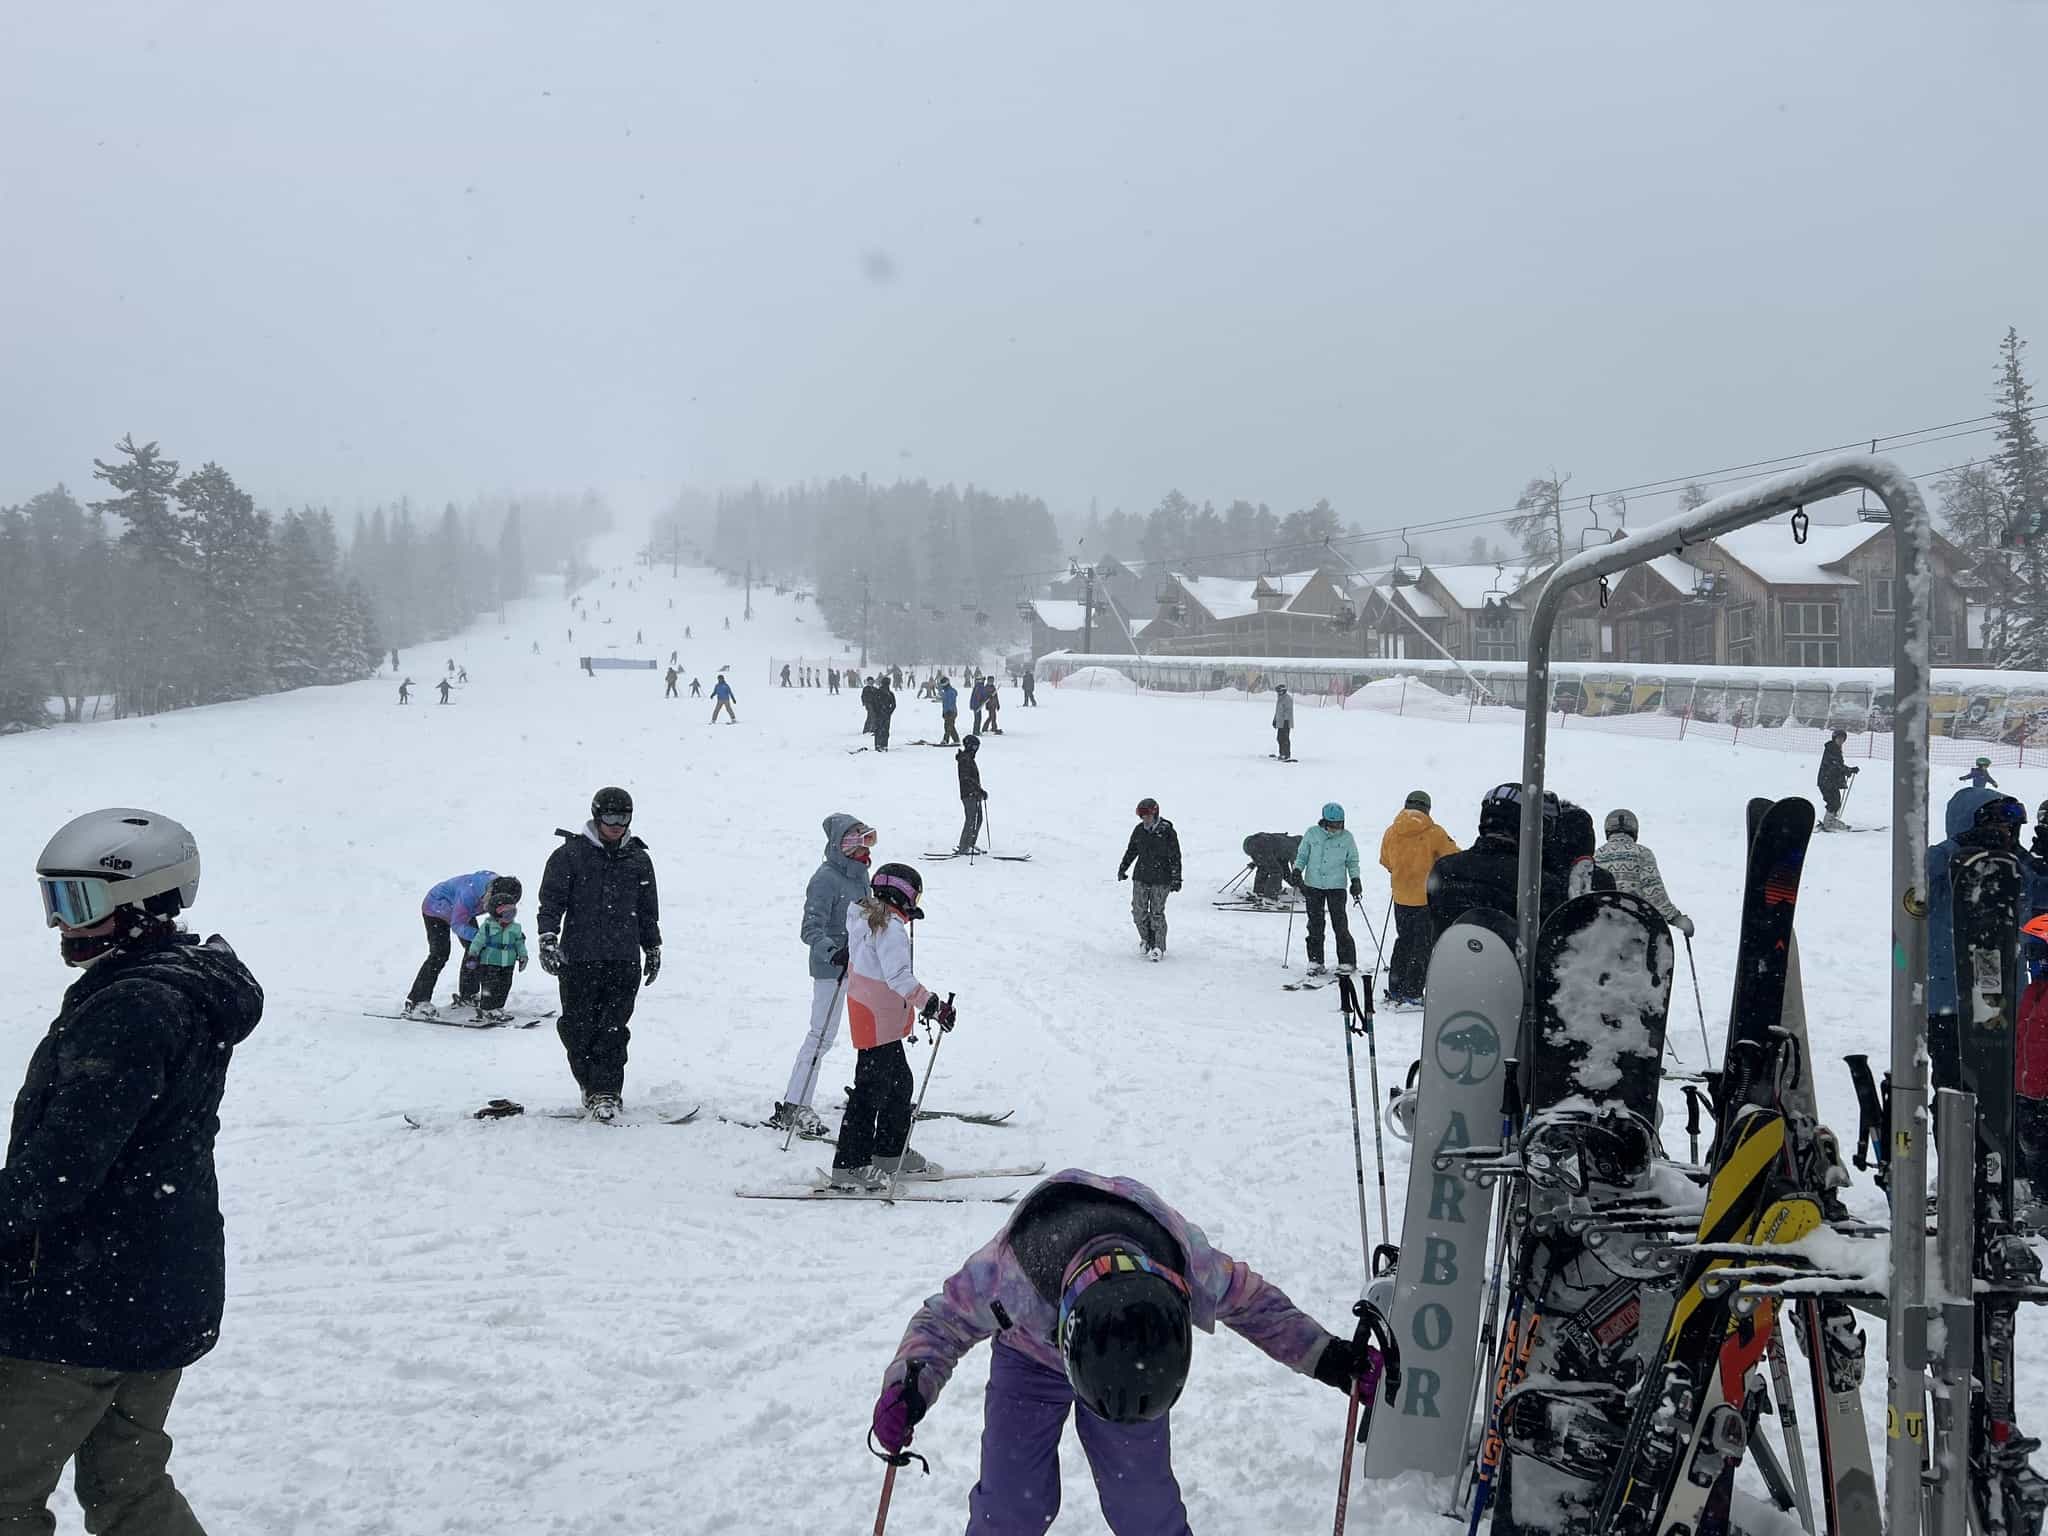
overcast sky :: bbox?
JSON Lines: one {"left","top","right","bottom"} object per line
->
{"left": 3, "top": 1, "right": 2042, "bottom": 541}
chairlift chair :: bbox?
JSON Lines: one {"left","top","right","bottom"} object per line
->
{"left": 1481, "top": 562, "right": 1512, "bottom": 617}
{"left": 1390, "top": 529, "right": 1420, "bottom": 587}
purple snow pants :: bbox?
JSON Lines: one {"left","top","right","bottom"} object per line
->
{"left": 966, "top": 1341, "right": 1191, "bottom": 1535}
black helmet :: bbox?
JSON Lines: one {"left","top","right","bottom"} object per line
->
{"left": 1058, "top": 1247, "right": 1193, "bottom": 1424}
{"left": 871, "top": 862, "right": 925, "bottom": 920}
{"left": 485, "top": 875, "right": 523, "bottom": 909}
{"left": 591, "top": 786, "right": 633, "bottom": 825}
{"left": 962, "top": 735, "right": 980, "bottom": 752}
{"left": 1136, "top": 797, "right": 1160, "bottom": 817}
{"left": 1604, "top": 808, "right": 1639, "bottom": 839}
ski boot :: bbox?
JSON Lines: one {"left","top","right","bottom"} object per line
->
{"left": 890, "top": 1147, "right": 946, "bottom": 1180}
{"left": 1306, "top": 963, "right": 1330, "bottom": 978}
{"left": 403, "top": 1000, "right": 440, "bottom": 1021}
{"left": 828, "top": 1164, "right": 886, "bottom": 1193}
{"left": 584, "top": 1092, "right": 622, "bottom": 1123}
{"left": 768, "top": 1101, "right": 831, "bottom": 1139}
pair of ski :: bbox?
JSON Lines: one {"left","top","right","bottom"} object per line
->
{"left": 922, "top": 848, "right": 1033, "bottom": 863}
{"left": 402, "top": 1100, "right": 702, "bottom": 1129}
{"left": 361, "top": 1008, "right": 556, "bottom": 1030}
{"left": 735, "top": 1161, "right": 1044, "bottom": 1204}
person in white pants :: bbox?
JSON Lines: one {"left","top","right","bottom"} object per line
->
{"left": 771, "top": 813, "right": 876, "bottom": 1137}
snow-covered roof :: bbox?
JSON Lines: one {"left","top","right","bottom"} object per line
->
{"left": 1425, "top": 562, "right": 1530, "bottom": 612}
{"left": 1711, "top": 521, "right": 1875, "bottom": 587}
{"left": 1029, "top": 599, "right": 1089, "bottom": 631}
{"left": 1643, "top": 554, "right": 1707, "bottom": 594}
{"left": 1396, "top": 588, "right": 1448, "bottom": 620}
{"left": 1173, "top": 574, "right": 1261, "bottom": 621}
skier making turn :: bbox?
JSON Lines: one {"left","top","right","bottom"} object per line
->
{"left": 868, "top": 1169, "right": 1386, "bottom": 1535}
{"left": 9, "top": 809, "right": 263, "bottom": 1535}
{"left": 1292, "top": 802, "right": 1360, "bottom": 976}
{"left": 1593, "top": 809, "right": 1694, "bottom": 936}
{"left": 829, "top": 863, "right": 954, "bottom": 1192}
{"left": 769, "top": 814, "right": 876, "bottom": 1138}
{"left": 1117, "top": 797, "right": 1182, "bottom": 959}
{"left": 536, "top": 787, "right": 661, "bottom": 1121}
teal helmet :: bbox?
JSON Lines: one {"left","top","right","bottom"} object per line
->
{"left": 1321, "top": 802, "right": 1345, "bottom": 824}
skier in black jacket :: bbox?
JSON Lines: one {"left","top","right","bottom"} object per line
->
{"left": 537, "top": 786, "right": 662, "bottom": 1121}
{"left": 1117, "top": 797, "right": 1183, "bottom": 958}
{"left": 1427, "top": 784, "right": 1567, "bottom": 930}
{"left": 1817, "top": 728, "right": 1859, "bottom": 831}
{"left": 6, "top": 807, "right": 263, "bottom": 1532}
{"left": 956, "top": 736, "right": 988, "bottom": 853}
{"left": 873, "top": 676, "right": 897, "bottom": 751}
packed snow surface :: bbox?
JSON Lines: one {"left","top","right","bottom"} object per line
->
{"left": 0, "top": 540, "right": 2036, "bottom": 1534}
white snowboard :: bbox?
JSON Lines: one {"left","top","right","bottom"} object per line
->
{"left": 1364, "top": 913, "right": 1520, "bottom": 1480}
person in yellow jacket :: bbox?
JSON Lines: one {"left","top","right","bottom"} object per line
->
{"left": 1378, "top": 790, "right": 1459, "bottom": 1009}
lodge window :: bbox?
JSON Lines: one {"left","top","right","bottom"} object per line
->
{"left": 1781, "top": 601, "right": 1839, "bottom": 667}
{"left": 1871, "top": 576, "right": 1893, "bottom": 614}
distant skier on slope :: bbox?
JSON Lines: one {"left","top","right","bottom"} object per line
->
{"left": 939, "top": 676, "right": 961, "bottom": 745}
{"left": 1117, "top": 797, "right": 1182, "bottom": 960}
{"left": 829, "top": 864, "right": 953, "bottom": 1192}
{"left": 710, "top": 674, "right": 737, "bottom": 723}
{"left": 1021, "top": 670, "right": 1037, "bottom": 706}
{"left": 690, "top": 677, "right": 702, "bottom": 698}
{"left": 664, "top": 666, "right": 679, "bottom": 698}
{"left": 873, "top": 675, "right": 897, "bottom": 751}
{"left": 397, "top": 677, "right": 413, "bottom": 704}
{"left": 536, "top": 787, "right": 661, "bottom": 1122}
{"left": 868, "top": 1169, "right": 1385, "bottom": 1530}
{"left": 1378, "top": 790, "right": 1458, "bottom": 1008}
{"left": 1594, "top": 810, "right": 1694, "bottom": 936}
{"left": 1817, "top": 728, "right": 1860, "bottom": 830}
{"left": 1962, "top": 755, "right": 2000, "bottom": 790}
{"left": 1292, "top": 802, "right": 1360, "bottom": 976}
{"left": 770, "top": 814, "right": 875, "bottom": 1139}
{"left": 982, "top": 676, "right": 1002, "bottom": 734}
{"left": 955, "top": 736, "right": 988, "bottom": 852}
{"left": 436, "top": 677, "right": 453, "bottom": 705}
{"left": 404, "top": 868, "right": 500, "bottom": 1017}
{"left": 1271, "top": 682, "right": 1295, "bottom": 760}
{"left": 861, "top": 677, "right": 879, "bottom": 736}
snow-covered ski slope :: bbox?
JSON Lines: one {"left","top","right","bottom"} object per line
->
{"left": 0, "top": 539, "right": 2026, "bottom": 1534}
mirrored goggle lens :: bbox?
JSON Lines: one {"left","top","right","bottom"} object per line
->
{"left": 39, "top": 876, "right": 117, "bottom": 929}
{"left": 597, "top": 813, "right": 632, "bottom": 827}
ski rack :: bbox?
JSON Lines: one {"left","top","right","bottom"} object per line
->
{"left": 1510, "top": 452, "right": 1944, "bottom": 1536}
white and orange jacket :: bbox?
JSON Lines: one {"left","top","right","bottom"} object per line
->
{"left": 845, "top": 901, "right": 932, "bottom": 1050}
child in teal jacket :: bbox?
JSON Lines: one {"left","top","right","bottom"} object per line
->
{"left": 466, "top": 895, "right": 530, "bottom": 1022}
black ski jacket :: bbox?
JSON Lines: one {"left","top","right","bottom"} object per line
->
{"left": 874, "top": 686, "right": 896, "bottom": 721}
{"left": 1427, "top": 832, "right": 1567, "bottom": 931}
{"left": 957, "top": 750, "right": 985, "bottom": 801}
{"left": 538, "top": 823, "right": 661, "bottom": 974}
{"left": 0, "top": 933, "right": 263, "bottom": 1371}
{"left": 1119, "top": 819, "right": 1183, "bottom": 887}
{"left": 1817, "top": 740, "right": 1853, "bottom": 794}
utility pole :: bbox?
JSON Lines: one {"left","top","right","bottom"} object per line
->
{"left": 744, "top": 558, "right": 754, "bottom": 620}
{"left": 1082, "top": 565, "right": 1096, "bottom": 653}
{"left": 860, "top": 573, "right": 871, "bottom": 668}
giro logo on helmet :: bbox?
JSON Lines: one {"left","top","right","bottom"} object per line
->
{"left": 99, "top": 855, "right": 133, "bottom": 871}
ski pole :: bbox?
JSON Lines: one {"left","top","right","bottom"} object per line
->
{"left": 873, "top": 1461, "right": 898, "bottom": 1535}
{"left": 1763, "top": 1332, "right": 1817, "bottom": 1534}
{"left": 870, "top": 1363, "right": 927, "bottom": 1535}
{"left": 1331, "top": 1301, "right": 1400, "bottom": 1536}
{"left": 1682, "top": 1083, "right": 1702, "bottom": 1164}
{"left": 1284, "top": 905, "right": 1295, "bottom": 969}
{"left": 1355, "top": 978, "right": 1393, "bottom": 1240}
{"left": 1683, "top": 932, "right": 1713, "bottom": 1066}
{"left": 783, "top": 962, "right": 851, "bottom": 1154}
{"left": 1367, "top": 895, "right": 1393, "bottom": 977}
{"left": 882, "top": 995, "right": 955, "bottom": 1204}
{"left": 1337, "top": 977, "right": 1375, "bottom": 1273}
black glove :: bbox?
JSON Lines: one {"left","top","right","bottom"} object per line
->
{"left": 643, "top": 947, "right": 662, "bottom": 986}
{"left": 1117, "top": 869, "right": 1129, "bottom": 881}
{"left": 1313, "top": 1335, "right": 1379, "bottom": 1395}
{"left": 1349, "top": 878, "right": 1363, "bottom": 899}
{"left": 829, "top": 945, "right": 849, "bottom": 969}
{"left": 921, "top": 995, "right": 943, "bottom": 1023}
{"left": 937, "top": 1000, "right": 957, "bottom": 1031}
{"left": 1169, "top": 881, "right": 1182, "bottom": 893}
{"left": 980, "top": 789, "right": 989, "bottom": 801}
{"left": 538, "top": 934, "right": 563, "bottom": 976}
{"left": 1848, "top": 765, "right": 1860, "bottom": 776}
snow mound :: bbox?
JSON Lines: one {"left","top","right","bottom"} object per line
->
{"left": 1056, "top": 664, "right": 1141, "bottom": 693}
{"left": 1341, "top": 675, "right": 1470, "bottom": 720}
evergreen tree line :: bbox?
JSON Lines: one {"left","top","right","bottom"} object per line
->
{"left": 1074, "top": 492, "right": 1377, "bottom": 579}
{"left": 0, "top": 437, "right": 602, "bottom": 730}
{"left": 1934, "top": 329, "right": 2048, "bottom": 667}
{"left": 662, "top": 478, "right": 1061, "bottom": 661}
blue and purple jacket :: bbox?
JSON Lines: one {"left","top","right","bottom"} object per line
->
{"left": 422, "top": 870, "right": 496, "bottom": 944}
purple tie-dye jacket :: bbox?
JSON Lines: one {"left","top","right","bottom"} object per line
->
{"left": 883, "top": 1168, "right": 1335, "bottom": 1404}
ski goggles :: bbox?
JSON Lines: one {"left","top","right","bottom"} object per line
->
{"left": 840, "top": 823, "right": 879, "bottom": 854}
{"left": 38, "top": 875, "right": 120, "bottom": 930}
{"left": 596, "top": 812, "right": 632, "bottom": 828}
{"left": 1057, "top": 1250, "right": 1191, "bottom": 1334}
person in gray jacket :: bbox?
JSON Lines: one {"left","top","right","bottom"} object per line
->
{"left": 1272, "top": 682, "right": 1295, "bottom": 761}
{"left": 1592, "top": 809, "right": 1693, "bottom": 936}
{"left": 770, "top": 813, "right": 876, "bottom": 1137}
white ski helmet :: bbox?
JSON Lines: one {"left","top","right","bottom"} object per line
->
{"left": 37, "top": 808, "right": 201, "bottom": 929}
{"left": 1604, "top": 808, "right": 1639, "bottom": 839}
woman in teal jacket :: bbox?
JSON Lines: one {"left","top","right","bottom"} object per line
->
{"left": 1292, "top": 802, "right": 1361, "bottom": 975}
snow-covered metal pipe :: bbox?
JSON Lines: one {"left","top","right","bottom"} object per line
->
{"left": 1928, "top": 1089, "right": 1977, "bottom": 1536}
{"left": 1513, "top": 451, "right": 1933, "bottom": 1533}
